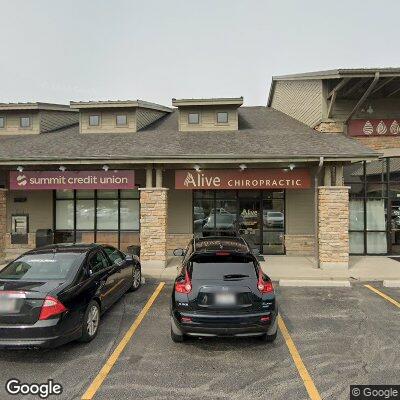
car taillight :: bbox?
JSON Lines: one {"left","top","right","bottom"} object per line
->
{"left": 39, "top": 296, "right": 68, "bottom": 320}
{"left": 257, "top": 271, "right": 274, "bottom": 294}
{"left": 175, "top": 271, "right": 192, "bottom": 294}
{"left": 215, "top": 251, "right": 230, "bottom": 256}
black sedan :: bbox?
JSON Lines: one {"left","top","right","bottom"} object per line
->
{"left": 171, "top": 237, "right": 278, "bottom": 343}
{"left": 0, "top": 243, "right": 141, "bottom": 349}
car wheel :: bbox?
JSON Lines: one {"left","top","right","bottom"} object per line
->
{"left": 259, "top": 331, "right": 277, "bottom": 343}
{"left": 79, "top": 301, "right": 100, "bottom": 343}
{"left": 170, "top": 317, "right": 185, "bottom": 343}
{"left": 128, "top": 267, "right": 141, "bottom": 292}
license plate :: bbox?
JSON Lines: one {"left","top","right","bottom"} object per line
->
{"left": 0, "top": 298, "right": 18, "bottom": 314}
{"left": 215, "top": 292, "right": 236, "bottom": 306}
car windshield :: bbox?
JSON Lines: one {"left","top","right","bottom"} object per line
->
{"left": 0, "top": 252, "right": 85, "bottom": 281}
{"left": 189, "top": 254, "right": 257, "bottom": 280}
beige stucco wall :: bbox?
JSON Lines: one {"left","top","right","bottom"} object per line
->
{"left": 0, "top": 111, "right": 40, "bottom": 135}
{"left": 79, "top": 109, "right": 137, "bottom": 133}
{"left": 178, "top": 106, "right": 239, "bottom": 131}
{"left": 7, "top": 190, "right": 53, "bottom": 233}
{"left": 285, "top": 188, "right": 315, "bottom": 235}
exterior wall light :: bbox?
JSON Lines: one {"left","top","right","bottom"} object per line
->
{"left": 289, "top": 164, "right": 295, "bottom": 171}
{"left": 194, "top": 165, "right": 201, "bottom": 172}
{"left": 239, "top": 164, "right": 247, "bottom": 171}
{"left": 17, "top": 166, "right": 24, "bottom": 172}
{"left": 366, "top": 105, "right": 374, "bottom": 114}
{"left": 102, "top": 165, "right": 110, "bottom": 171}
{"left": 59, "top": 166, "right": 66, "bottom": 172}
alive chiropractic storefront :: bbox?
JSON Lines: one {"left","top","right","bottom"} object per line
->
{"left": 175, "top": 168, "right": 312, "bottom": 255}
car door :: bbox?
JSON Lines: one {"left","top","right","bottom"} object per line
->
{"left": 87, "top": 249, "right": 115, "bottom": 311}
{"left": 103, "top": 246, "right": 132, "bottom": 295}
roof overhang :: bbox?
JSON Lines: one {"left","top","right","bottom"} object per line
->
{"left": 0, "top": 102, "right": 76, "bottom": 112}
{"left": 70, "top": 100, "right": 172, "bottom": 113}
{"left": 172, "top": 97, "right": 244, "bottom": 107}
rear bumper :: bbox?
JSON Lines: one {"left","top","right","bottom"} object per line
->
{"left": 0, "top": 315, "right": 82, "bottom": 349}
{"left": 172, "top": 310, "right": 277, "bottom": 337}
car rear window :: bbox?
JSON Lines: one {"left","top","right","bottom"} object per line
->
{"left": 0, "top": 252, "right": 85, "bottom": 281}
{"left": 189, "top": 254, "right": 257, "bottom": 280}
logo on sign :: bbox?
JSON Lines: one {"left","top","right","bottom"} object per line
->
{"left": 17, "top": 175, "right": 27, "bottom": 186}
{"left": 183, "top": 172, "right": 221, "bottom": 188}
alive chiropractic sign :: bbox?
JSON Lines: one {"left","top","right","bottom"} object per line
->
{"left": 9, "top": 170, "right": 135, "bottom": 190}
{"left": 175, "top": 169, "right": 311, "bottom": 190}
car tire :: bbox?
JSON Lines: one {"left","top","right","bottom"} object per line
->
{"left": 170, "top": 317, "right": 185, "bottom": 343}
{"left": 259, "top": 331, "right": 277, "bottom": 343}
{"left": 128, "top": 266, "right": 141, "bottom": 292}
{"left": 79, "top": 300, "right": 100, "bottom": 343}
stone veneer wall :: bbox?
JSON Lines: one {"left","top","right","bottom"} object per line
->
{"left": 284, "top": 234, "right": 314, "bottom": 255}
{"left": 318, "top": 186, "right": 349, "bottom": 269}
{"left": 167, "top": 233, "right": 193, "bottom": 254}
{"left": 0, "top": 190, "right": 6, "bottom": 259}
{"left": 354, "top": 136, "right": 400, "bottom": 150}
{"left": 139, "top": 188, "right": 168, "bottom": 267}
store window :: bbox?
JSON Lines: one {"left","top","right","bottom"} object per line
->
{"left": 0, "top": 116, "right": 5, "bottom": 128}
{"left": 345, "top": 160, "right": 388, "bottom": 254}
{"left": 54, "top": 188, "right": 140, "bottom": 251}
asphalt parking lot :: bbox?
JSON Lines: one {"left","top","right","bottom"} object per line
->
{"left": 0, "top": 281, "right": 399, "bottom": 400}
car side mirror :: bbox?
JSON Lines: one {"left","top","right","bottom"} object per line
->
{"left": 173, "top": 248, "right": 185, "bottom": 257}
{"left": 115, "top": 258, "right": 124, "bottom": 267}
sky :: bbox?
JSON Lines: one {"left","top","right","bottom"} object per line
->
{"left": 0, "top": 0, "right": 399, "bottom": 106}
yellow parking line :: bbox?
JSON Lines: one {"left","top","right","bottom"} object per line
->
{"left": 278, "top": 315, "right": 321, "bottom": 400}
{"left": 364, "top": 284, "right": 400, "bottom": 309}
{"left": 81, "top": 282, "right": 165, "bottom": 400}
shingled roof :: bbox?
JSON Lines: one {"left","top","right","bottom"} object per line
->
{"left": 0, "top": 107, "right": 378, "bottom": 164}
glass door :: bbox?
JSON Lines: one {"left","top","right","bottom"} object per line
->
{"left": 262, "top": 191, "right": 285, "bottom": 254}
{"left": 389, "top": 200, "right": 400, "bottom": 254}
{"left": 238, "top": 196, "right": 261, "bottom": 255}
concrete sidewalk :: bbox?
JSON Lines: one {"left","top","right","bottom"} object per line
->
{"left": 141, "top": 255, "right": 400, "bottom": 283}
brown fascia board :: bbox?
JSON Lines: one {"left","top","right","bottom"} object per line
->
{"left": 70, "top": 100, "right": 172, "bottom": 113}
{"left": 0, "top": 102, "right": 76, "bottom": 112}
{"left": 172, "top": 97, "right": 244, "bottom": 107}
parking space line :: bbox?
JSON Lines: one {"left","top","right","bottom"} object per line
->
{"left": 81, "top": 282, "right": 165, "bottom": 400}
{"left": 364, "top": 284, "right": 400, "bottom": 309}
{"left": 278, "top": 315, "right": 322, "bottom": 400}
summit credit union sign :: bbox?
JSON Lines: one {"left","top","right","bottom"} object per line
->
{"left": 175, "top": 169, "right": 311, "bottom": 190}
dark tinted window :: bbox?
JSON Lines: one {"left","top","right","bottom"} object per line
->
{"left": 189, "top": 254, "right": 257, "bottom": 280}
{"left": 103, "top": 246, "right": 124, "bottom": 264}
{"left": 0, "top": 252, "right": 85, "bottom": 280}
{"left": 88, "top": 250, "right": 110, "bottom": 273}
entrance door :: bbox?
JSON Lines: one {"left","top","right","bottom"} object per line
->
{"left": 238, "top": 196, "right": 261, "bottom": 254}
{"left": 262, "top": 191, "right": 285, "bottom": 254}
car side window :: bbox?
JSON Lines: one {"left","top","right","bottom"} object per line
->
{"left": 103, "top": 246, "right": 124, "bottom": 265}
{"left": 88, "top": 250, "right": 110, "bottom": 273}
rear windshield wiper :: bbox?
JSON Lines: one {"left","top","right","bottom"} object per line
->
{"left": 223, "top": 274, "right": 249, "bottom": 280}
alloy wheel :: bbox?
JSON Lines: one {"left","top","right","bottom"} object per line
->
{"left": 87, "top": 305, "right": 99, "bottom": 337}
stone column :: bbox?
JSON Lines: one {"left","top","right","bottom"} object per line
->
{"left": 139, "top": 188, "right": 168, "bottom": 268}
{"left": 0, "top": 189, "right": 7, "bottom": 260}
{"left": 318, "top": 186, "right": 349, "bottom": 270}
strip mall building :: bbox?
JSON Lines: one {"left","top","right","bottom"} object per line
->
{"left": 1, "top": 68, "right": 400, "bottom": 271}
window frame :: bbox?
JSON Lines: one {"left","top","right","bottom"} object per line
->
{"left": 216, "top": 111, "right": 229, "bottom": 124}
{"left": 188, "top": 112, "right": 200, "bottom": 125}
{"left": 20, "top": 116, "right": 32, "bottom": 129}
{"left": 89, "top": 114, "right": 101, "bottom": 127}
{"left": 116, "top": 114, "right": 128, "bottom": 126}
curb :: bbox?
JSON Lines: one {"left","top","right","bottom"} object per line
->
{"left": 279, "top": 279, "right": 351, "bottom": 287}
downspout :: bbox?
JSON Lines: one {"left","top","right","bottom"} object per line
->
{"left": 314, "top": 156, "right": 324, "bottom": 268}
